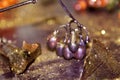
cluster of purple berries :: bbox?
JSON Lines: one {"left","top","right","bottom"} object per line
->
{"left": 47, "top": 20, "right": 90, "bottom": 60}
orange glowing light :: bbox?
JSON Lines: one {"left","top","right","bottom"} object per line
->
{"left": 0, "top": 0, "right": 18, "bottom": 9}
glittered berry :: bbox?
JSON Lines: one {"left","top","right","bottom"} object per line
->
{"left": 63, "top": 45, "right": 73, "bottom": 59}
{"left": 74, "top": 46, "right": 86, "bottom": 60}
{"left": 56, "top": 42, "right": 64, "bottom": 57}
{"left": 47, "top": 35, "right": 57, "bottom": 51}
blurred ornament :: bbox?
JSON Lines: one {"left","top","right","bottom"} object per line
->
{"left": 74, "top": 0, "right": 88, "bottom": 11}
{"left": 74, "top": 0, "right": 120, "bottom": 11}
{"left": 118, "top": 10, "right": 120, "bottom": 19}
{"left": 87, "top": 0, "right": 108, "bottom": 8}
{"left": 0, "top": 0, "right": 18, "bottom": 9}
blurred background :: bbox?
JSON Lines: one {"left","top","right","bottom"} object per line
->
{"left": 0, "top": 0, "right": 119, "bottom": 45}
{"left": 0, "top": 0, "right": 120, "bottom": 80}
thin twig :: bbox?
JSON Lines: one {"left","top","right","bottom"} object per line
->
{"left": 58, "top": 0, "right": 75, "bottom": 20}
{"left": 0, "top": 0, "right": 37, "bottom": 13}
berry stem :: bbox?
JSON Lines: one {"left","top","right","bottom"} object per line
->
{"left": 58, "top": 0, "right": 76, "bottom": 21}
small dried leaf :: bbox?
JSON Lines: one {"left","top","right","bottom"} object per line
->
{"left": 22, "top": 41, "right": 39, "bottom": 53}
